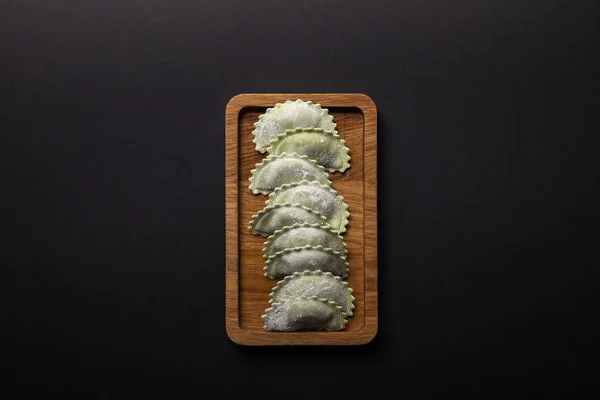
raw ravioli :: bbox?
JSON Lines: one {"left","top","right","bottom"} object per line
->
{"left": 267, "top": 128, "right": 350, "bottom": 173}
{"left": 252, "top": 99, "right": 336, "bottom": 153}
{"left": 262, "top": 223, "right": 346, "bottom": 258}
{"left": 269, "top": 270, "right": 355, "bottom": 316}
{"left": 249, "top": 153, "right": 331, "bottom": 195}
{"left": 266, "top": 180, "right": 349, "bottom": 233}
{"left": 264, "top": 245, "right": 348, "bottom": 279}
{"left": 249, "top": 203, "right": 327, "bottom": 237}
{"left": 262, "top": 296, "right": 346, "bottom": 332}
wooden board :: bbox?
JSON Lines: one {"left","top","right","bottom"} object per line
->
{"left": 225, "top": 93, "right": 377, "bottom": 346}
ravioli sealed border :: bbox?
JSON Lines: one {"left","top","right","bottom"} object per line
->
{"left": 225, "top": 93, "right": 378, "bottom": 346}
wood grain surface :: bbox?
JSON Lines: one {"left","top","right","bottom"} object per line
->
{"left": 226, "top": 94, "right": 377, "bottom": 345}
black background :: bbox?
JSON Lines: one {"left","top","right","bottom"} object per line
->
{"left": 2, "top": 0, "right": 599, "bottom": 398}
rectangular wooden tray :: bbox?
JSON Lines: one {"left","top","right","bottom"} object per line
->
{"left": 225, "top": 93, "right": 377, "bottom": 346}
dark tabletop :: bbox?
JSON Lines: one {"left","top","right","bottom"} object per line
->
{"left": 2, "top": 0, "right": 599, "bottom": 397}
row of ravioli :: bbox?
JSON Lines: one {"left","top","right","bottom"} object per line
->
{"left": 247, "top": 99, "right": 355, "bottom": 332}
